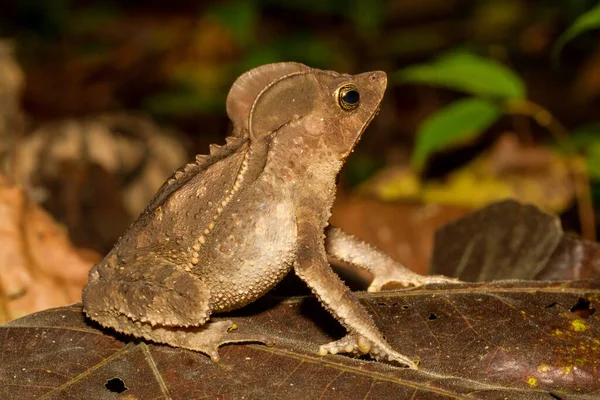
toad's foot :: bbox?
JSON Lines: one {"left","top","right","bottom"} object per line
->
{"left": 98, "top": 314, "right": 275, "bottom": 363}
{"left": 179, "top": 320, "right": 275, "bottom": 362}
{"left": 318, "top": 333, "right": 418, "bottom": 369}
{"left": 368, "top": 273, "right": 461, "bottom": 293}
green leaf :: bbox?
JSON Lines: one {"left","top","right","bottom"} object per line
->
{"left": 553, "top": 3, "right": 600, "bottom": 63}
{"left": 411, "top": 98, "right": 502, "bottom": 169}
{"left": 396, "top": 51, "right": 526, "bottom": 100}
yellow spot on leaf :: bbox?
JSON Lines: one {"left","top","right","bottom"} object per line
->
{"left": 571, "top": 319, "right": 588, "bottom": 332}
{"left": 561, "top": 366, "right": 573, "bottom": 375}
{"left": 527, "top": 377, "right": 538, "bottom": 387}
{"left": 537, "top": 364, "right": 549, "bottom": 373}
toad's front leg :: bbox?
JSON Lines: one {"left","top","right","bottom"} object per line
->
{"left": 293, "top": 220, "right": 418, "bottom": 369}
{"left": 325, "top": 226, "right": 460, "bottom": 292}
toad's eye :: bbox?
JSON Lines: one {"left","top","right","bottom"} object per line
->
{"left": 337, "top": 84, "right": 360, "bottom": 111}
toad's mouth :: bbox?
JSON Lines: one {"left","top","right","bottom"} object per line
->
{"left": 341, "top": 104, "right": 382, "bottom": 161}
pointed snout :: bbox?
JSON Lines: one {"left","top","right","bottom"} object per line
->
{"left": 354, "top": 70, "right": 387, "bottom": 107}
{"left": 357, "top": 70, "right": 387, "bottom": 91}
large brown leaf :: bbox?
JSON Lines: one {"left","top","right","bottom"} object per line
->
{"left": 431, "top": 200, "right": 600, "bottom": 282}
{"left": 1, "top": 280, "right": 598, "bottom": 399}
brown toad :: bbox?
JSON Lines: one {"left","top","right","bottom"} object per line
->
{"left": 83, "top": 62, "right": 456, "bottom": 369}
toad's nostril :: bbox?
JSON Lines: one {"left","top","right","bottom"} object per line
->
{"left": 369, "top": 71, "right": 387, "bottom": 82}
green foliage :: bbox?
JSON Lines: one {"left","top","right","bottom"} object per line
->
{"left": 396, "top": 51, "right": 526, "bottom": 100}
{"left": 553, "top": 3, "right": 600, "bottom": 62}
{"left": 411, "top": 98, "right": 502, "bottom": 170}
{"left": 399, "top": 51, "right": 524, "bottom": 169}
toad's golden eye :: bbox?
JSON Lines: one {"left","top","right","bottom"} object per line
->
{"left": 337, "top": 84, "right": 360, "bottom": 111}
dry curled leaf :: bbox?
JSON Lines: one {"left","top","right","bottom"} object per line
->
{"left": 0, "top": 174, "right": 95, "bottom": 323}
{"left": 1, "top": 279, "right": 598, "bottom": 399}
{"left": 9, "top": 113, "right": 187, "bottom": 252}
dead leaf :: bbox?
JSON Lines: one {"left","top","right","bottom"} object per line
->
{"left": 0, "top": 174, "right": 96, "bottom": 323}
{"left": 9, "top": 113, "right": 187, "bottom": 252}
{"left": 541, "top": 236, "right": 600, "bottom": 281}
{"left": 431, "top": 199, "right": 600, "bottom": 281}
{"left": 1, "top": 279, "right": 598, "bottom": 399}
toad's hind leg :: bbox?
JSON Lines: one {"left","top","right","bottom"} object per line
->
{"left": 83, "top": 260, "right": 212, "bottom": 327}
{"left": 83, "top": 260, "right": 273, "bottom": 361}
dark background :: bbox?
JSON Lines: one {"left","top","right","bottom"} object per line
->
{"left": 1, "top": 0, "right": 599, "bottom": 254}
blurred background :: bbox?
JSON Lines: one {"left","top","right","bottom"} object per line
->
{"left": 1, "top": 0, "right": 600, "bottom": 320}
